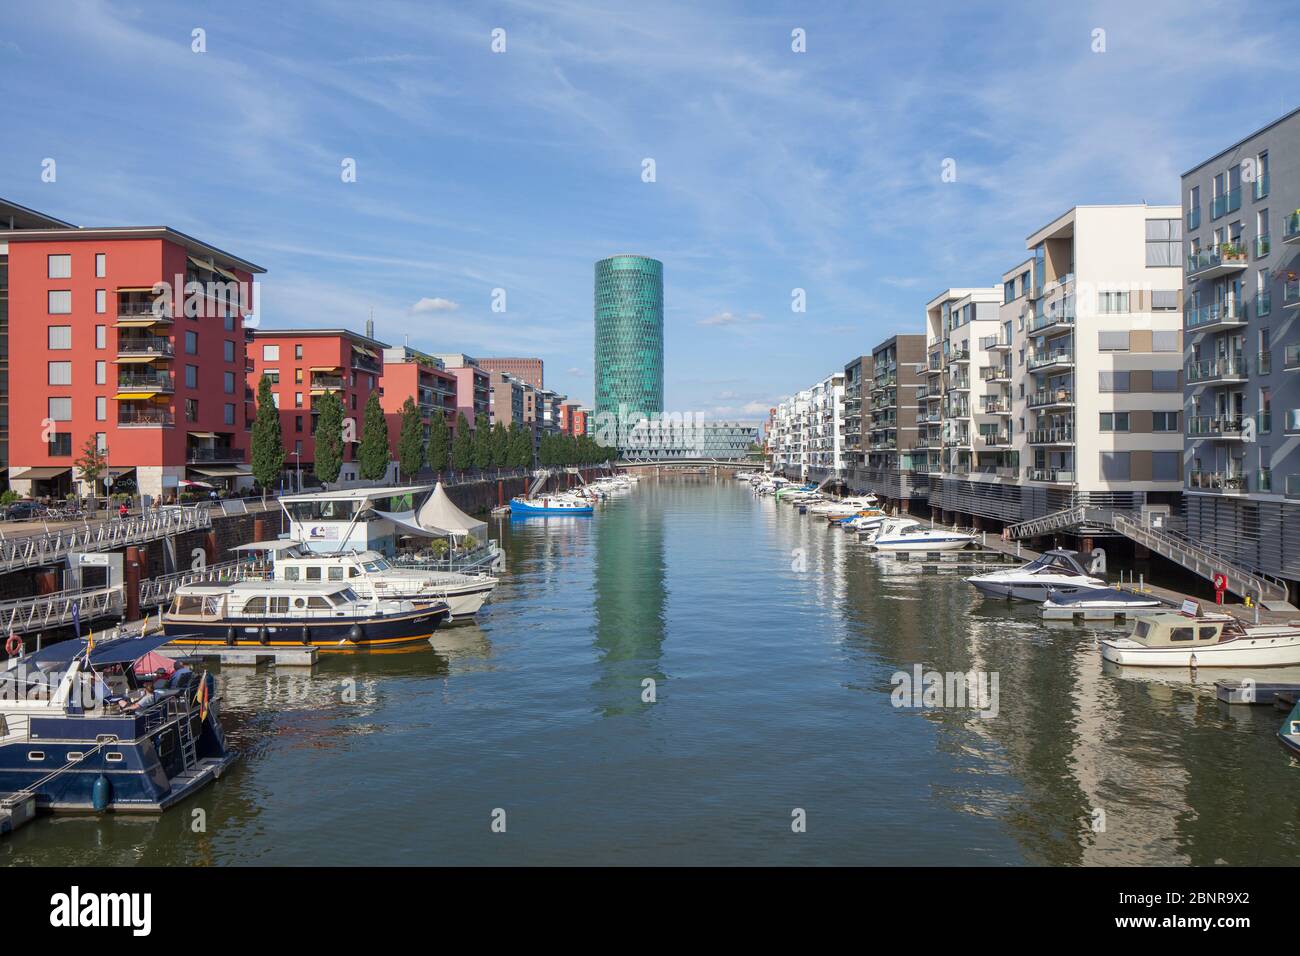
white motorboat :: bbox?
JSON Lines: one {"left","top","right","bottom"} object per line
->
{"left": 867, "top": 518, "right": 976, "bottom": 552}
{"left": 966, "top": 549, "right": 1107, "bottom": 601}
{"left": 806, "top": 495, "right": 879, "bottom": 518}
{"left": 841, "top": 509, "right": 889, "bottom": 532}
{"left": 1041, "top": 587, "right": 1163, "bottom": 611}
{"left": 1101, "top": 612, "right": 1300, "bottom": 668}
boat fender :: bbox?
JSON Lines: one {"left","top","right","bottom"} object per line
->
{"left": 348, "top": 623, "right": 365, "bottom": 644}
{"left": 301, "top": 625, "right": 312, "bottom": 645}
{"left": 4, "top": 634, "right": 22, "bottom": 657}
{"left": 224, "top": 626, "right": 236, "bottom": 646}
{"left": 92, "top": 773, "right": 112, "bottom": 812}
{"left": 258, "top": 626, "right": 269, "bottom": 646}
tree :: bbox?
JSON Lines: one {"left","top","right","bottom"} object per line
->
{"left": 73, "top": 436, "right": 108, "bottom": 508}
{"left": 428, "top": 410, "right": 451, "bottom": 477}
{"left": 472, "top": 412, "right": 493, "bottom": 469}
{"left": 491, "top": 421, "right": 508, "bottom": 469}
{"left": 251, "top": 375, "right": 286, "bottom": 501}
{"left": 451, "top": 412, "right": 474, "bottom": 471}
{"left": 313, "top": 390, "right": 345, "bottom": 484}
{"left": 508, "top": 422, "right": 533, "bottom": 469}
{"left": 357, "top": 391, "right": 390, "bottom": 482}
{"left": 397, "top": 397, "right": 424, "bottom": 480}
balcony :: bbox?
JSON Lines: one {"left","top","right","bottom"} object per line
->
{"left": 1184, "top": 299, "right": 1247, "bottom": 333}
{"left": 1187, "top": 414, "right": 1245, "bottom": 440}
{"left": 118, "top": 407, "right": 174, "bottom": 427}
{"left": 1210, "top": 187, "right": 1242, "bottom": 220}
{"left": 980, "top": 400, "right": 1011, "bottom": 415}
{"left": 1285, "top": 212, "right": 1300, "bottom": 245}
{"left": 116, "top": 371, "right": 174, "bottom": 395}
{"left": 1027, "top": 349, "right": 1074, "bottom": 372}
{"left": 1027, "top": 387, "right": 1073, "bottom": 409}
{"left": 1027, "top": 467, "right": 1075, "bottom": 483}
{"left": 1284, "top": 278, "right": 1300, "bottom": 309}
{"left": 310, "top": 374, "right": 345, "bottom": 392}
{"left": 1285, "top": 345, "right": 1300, "bottom": 371}
{"left": 1027, "top": 427, "right": 1074, "bottom": 445}
{"left": 979, "top": 365, "right": 1010, "bottom": 383}
{"left": 979, "top": 432, "right": 1011, "bottom": 448}
{"left": 115, "top": 301, "right": 173, "bottom": 327}
{"left": 1188, "top": 470, "right": 1248, "bottom": 493}
{"left": 186, "top": 445, "right": 244, "bottom": 463}
{"left": 948, "top": 345, "right": 971, "bottom": 363}
{"left": 117, "top": 335, "right": 174, "bottom": 359}
{"left": 1186, "top": 242, "right": 1248, "bottom": 280}
{"left": 1186, "top": 356, "right": 1249, "bottom": 385}
{"left": 980, "top": 334, "right": 1011, "bottom": 351}
{"left": 948, "top": 376, "right": 971, "bottom": 391}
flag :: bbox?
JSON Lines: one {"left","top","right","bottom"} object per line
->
{"left": 195, "top": 672, "right": 210, "bottom": 721}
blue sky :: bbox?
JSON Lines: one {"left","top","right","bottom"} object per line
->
{"left": 3, "top": 0, "right": 1298, "bottom": 420}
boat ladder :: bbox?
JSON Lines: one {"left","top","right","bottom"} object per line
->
{"left": 177, "top": 712, "right": 197, "bottom": 771}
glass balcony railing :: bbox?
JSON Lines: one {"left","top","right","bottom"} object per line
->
{"left": 116, "top": 371, "right": 174, "bottom": 392}
{"left": 1285, "top": 344, "right": 1300, "bottom": 370}
{"left": 1186, "top": 242, "right": 1248, "bottom": 275}
{"left": 1210, "top": 187, "right": 1242, "bottom": 219}
{"left": 1284, "top": 278, "right": 1300, "bottom": 308}
{"left": 1256, "top": 234, "right": 1271, "bottom": 258}
{"left": 1256, "top": 290, "right": 1272, "bottom": 317}
{"left": 1285, "top": 212, "right": 1300, "bottom": 243}
{"left": 1186, "top": 206, "right": 1201, "bottom": 231}
{"left": 117, "top": 335, "right": 174, "bottom": 356}
{"left": 1184, "top": 300, "right": 1246, "bottom": 330}
{"left": 1027, "top": 468, "right": 1075, "bottom": 483}
{"left": 1188, "top": 470, "right": 1248, "bottom": 492}
{"left": 1187, "top": 414, "right": 1245, "bottom": 438}
{"left": 1186, "top": 356, "right": 1249, "bottom": 384}
{"left": 1259, "top": 350, "right": 1272, "bottom": 375}
{"left": 1027, "top": 388, "right": 1073, "bottom": 407}
{"left": 1027, "top": 349, "right": 1074, "bottom": 371}
{"left": 1254, "top": 173, "right": 1270, "bottom": 200}
{"left": 118, "top": 407, "right": 175, "bottom": 427}
{"left": 1028, "top": 309, "right": 1075, "bottom": 334}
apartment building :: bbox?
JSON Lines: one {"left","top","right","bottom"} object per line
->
{"left": 841, "top": 355, "right": 871, "bottom": 469}
{"left": 476, "top": 357, "right": 543, "bottom": 390}
{"left": 379, "top": 345, "right": 458, "bottom": 468}
{"left": 430, "top": 353, "right": 491, "bottom": 423}
{"left": 772, "top": 389, "right": 810, "bottom": 476}
{"left": 806, "top": 373, "right": 845, "bottom": 476}
{"left": 863, "top": 334, "right": 927, "bottom": 508}
{"left": 1181, "top": 109, "right": 1300, "bottom": 593}
{"left": 247, "top": 328, "right": 387, "bottom": 483}
{"left": 488, "top": 370, "right": 526, "bottom": 428}
{"left": 7, "top": 224, "right": 264, "bottom": 499}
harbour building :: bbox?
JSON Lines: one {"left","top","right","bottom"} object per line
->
{"left": 1181, "top": 108, "right": 1300, "bottom": 598}
{"left": 863, "top": 334, "right": 927, "bottom": 509}
{"left": 594, "top": 255, "right": 663, "bottom": 447}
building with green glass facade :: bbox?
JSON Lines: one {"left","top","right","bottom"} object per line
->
{"left": 594, "top": 255, "right": 663, "bottom": 445}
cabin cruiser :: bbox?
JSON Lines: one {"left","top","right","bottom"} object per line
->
{"left": 841, "top": 509, "right": 889, "bottom": 532}
{"left": 1100, "top": 612, "right": 1300, "bottom": 668}
{"left": 250, "top": 545, "right": 497, "bottom": 619}
{"left": 1041, "top": 587, "right": 1163, "bottom": 612}
{"left": 0, "top": 633, "right": 235, "bottom": 812}
{"left": 509, "top": 494, "right": 594, "bottom": 515}
{"left": 163, "top": 581, "right": 449, "bottom": 649}
{"left": 966, "top": 549, "right": 1106, "bottom": 601}
{"left": 806, "top": 495, "right": 879, "bottom": 518}
{"left": 867, "top": 518, "right": 976, "bottom": 552}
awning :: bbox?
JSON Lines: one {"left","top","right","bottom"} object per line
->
{"left": 114, "top": 391, "right": 159, "bottom": 400}
{"left": 230, "top": 540, "right": 302, "bottom": 554}
{"left": 373, "top": 509, "right": 450, "bottom": 538}
{"left": 10, "top": 466, "right": 72, "bottom": 480}
{"left": 190, "top": 465, "right": 252, "bottom": 478}
{"left": 187, "top": 254, "right": 215, "bottom": 273}
{"left": 115, "top": 286, "right": 158, "bottom": 293}
{"left": 309, "top": 365, "right": 342, "bottom": 372}
{"left": 187, "top": 431, "right": 218, "bottom": 439}
{"left": 115, "top": 317, "right": 164, "bottom": 328}
{"left": 212, "top": 263, "right": 238, "bottom": 282}
{"left": 115, "top": 355, "right": 163, "bottom": 364}
{"left": 107, "top": 467, "right": 135, "bottom": 478}
{"left": 352, "top": 345, "right": 378, "bottom": 358}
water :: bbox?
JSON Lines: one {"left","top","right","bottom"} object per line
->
{"left": 5, "top": 477, "right": 1298, "bottom": 865}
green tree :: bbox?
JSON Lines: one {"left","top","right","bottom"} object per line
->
{"left": 472, "top": 412, "right": 493, "bottom": 470}
{"left": 357, "top": 391, "right": 391, "bottom": 482}
{"left": 313, "top": 390, "right": 345, "bottom": 485}
{"left": 251, "top": 375, "right": 286, "bottom": 501}
{"left": 511, "top": 423, "right": 534, "bottom": 469}
{"left": 451, "top": 412, "right": 474, "bottom": 471}
{"left": 397, "top": 397, "right": 425, "bottom": 480}
{"left": 73, "top": 436, "right": 108, "bottom": 509}
{"left": 428, "top": 410, "right": 451, "bottom": 477}
{"left": 491, "top": 421, "right": 508, "bottom": 469}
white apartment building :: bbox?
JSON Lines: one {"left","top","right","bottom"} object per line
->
{"left": 770, "top": 373, "right": 845, "bottom": 478}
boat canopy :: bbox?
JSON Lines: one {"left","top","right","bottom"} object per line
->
{"left": 23, "top": 632, "right": 178, "bottom": 670}
{"left": 416, "top": 482, "right": 487, "bottom": 539}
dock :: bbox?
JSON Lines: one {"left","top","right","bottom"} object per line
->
{"left": 0, "top": 793, "right": 36, "bottom": 836}
{"left": 1215, "top": 680, "right": 1300, "bottom": 707}
{"left": 163, "top": 644, "right": 319, "bottom": 667}
{"left": 868, "top": 547, "right": 1024, "bottom": 574}
{"left": 1040, "top": 606, "right": 1166, "bottom": 623}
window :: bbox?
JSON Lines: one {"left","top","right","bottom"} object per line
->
{"left": 48, "top": 397, "right": 72, "bottom": 420}
{"left": 305, "top": 566, "right": 322, "bottom": 581}
{"left": 185, "top": 365, "right": 198, "bottom": 389}
{"left": 1145, "top": 219, "right": 1182, "bottom": 266}
{"left": 95, "top": 396, "right": 107, "bottom": 421}
{"left": 95, "top": 360, "right": 106, "bottom": 385}
{"left": 1153, "top": 411, "right": 1179, "bottom": 431}
{"left": 224, "top": 371, "right": 235, "bottom": 393}
{"left": 294, "top": 392, "right": 303, "bottom": 408}
{"left": 47, "top": 362, "right": 72, "bottom": 386}
{"left": 1152, "top": 330, "right": 1179, "bottom": 352}
{"left": 48, "top": 290, "right": 72, "bottom": 314}
{"left": 185, "top": 399, "right": 198, "bottom": 422}
{"left": 1100, "top": 451, "right": 1131, "bottom": 480}
{"left": 48, "top": 433, "right": 72, "bottom": 456}
{"left": 95, "top": 325, "right": 106, "bottom": 349}
{"left": 1170, "top": 627, "right": 1194, "bottom": 643}
{"left": 272, "top": 392, "right": 280, "bottom": 409}
{"left": 263, "top": 344, "right": 280, "bottom": 360}
{"left": 1152, "top": 370, "right": 1180, "bottom": 392}
{"left": 224, "top": 403, "right": 236, "bottom": 425}
{"left": 294, "top": 368, "right": 303, "bottom": 384}
{"left": 1152, "top": 451, "right": 1180, "bottom": 481}
{"left": 1099, "top": 370, "right": 1130, "bottom": 392}
{"left": 1097, "top": 291, "right": 1129, "bottom": 313}
{"left": 47, "top": 254, "right": 71, "bottom": 279}
{"left": 95, "top": 289, "right": 106, "bottom": 314}
{"left": 1099, "top": 331, "right": 1130, "bottom": 351}
{"left": 328, "top": 566, "right": 345, "bottom": 581}
{"left": 95, "top": 253, "right": 106, "bottom": 277}
{"left": 185, "top": 331, "right": 198, "bottom": 355}
{"left": 1152, "top": 290, "right": 1178, "bottom": 310}
{"left": 224, "top": 340, "right": 235, "bottom": 362}
{"left": 47, "top": 326, "right": 72, "bottom": 349}
{"left": 264, "top": 369, "right": 280, "bottom": 384}
{"left": 1100, "top": 412, "right": 1130, "bottom": 432}
{"left": 295, "top": 415, "right": 303, "bottom": 432}
{"left": 294, "top": 344, "right": 303, "bottom": 359}
{"left": 295, "top": 439, "right": 303, "bottom": 455}
{"left": 281, "top": 569, "right": 299, "bottom": 583}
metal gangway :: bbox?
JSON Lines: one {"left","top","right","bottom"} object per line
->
{"left": 0, "top": 507, "right": 212, "bottom": 575}
{"left": 138, "top": 557, "right": 267, "bottom": 608}
{"left": 0, "top": 585, "right": 123, "bottom": 636}
{"left": 1007, "top": 506, "right": 1294, "bottom": 609}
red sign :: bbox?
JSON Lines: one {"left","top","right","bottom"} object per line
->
{"left": 1213, "top": 573, "right": 1228, "bottom": 592}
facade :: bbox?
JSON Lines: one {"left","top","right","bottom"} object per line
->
{"left": 594, "top": 255, "right": 664, "bottom": 446}
{"left": 862, "top": 334, "right": 927, "bottom": 506}
{"left": 841, "top": 355, "right": 871, "bottom": 468}
{"left": 430, "top": 353, "right": 490, "bottom": 423}
{"left": 247, "top": 328, "right": 387, "bottom": 484}
{"left": 487, "top": 370, "right": 526, "bottom": 428}
{"left": 807, "top": 373, "right": 845, "bottom": 474}
{"left": 621, "top": 419, "right": 759, "bottom": 460}
{"left": 1181, "top": 108, "right": 1300, "bottom": 592}
{"left": 475, "top": 357, "right": 543, "bottom": 390}
{"left": 379, "top": 345, "right": 458, "bottom": 470}
{"left": 7, "top": 224, "right": 264, "bottom": 499}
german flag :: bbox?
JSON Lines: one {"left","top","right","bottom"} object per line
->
{"left": 195, "top": 672, "right": 210, "bottom": 721}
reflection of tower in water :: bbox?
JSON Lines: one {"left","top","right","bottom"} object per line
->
{"left": 592, "top": 486, "right": 666, "bottom": 717}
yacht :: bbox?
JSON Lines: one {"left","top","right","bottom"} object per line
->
{"left": 163, "top": 580, "right": 449, "bottom": 649}
{"left": 840, "top": 509, "right": 889, "bottom": 532}
{"left": 806, "top": 495, "right": 879, "bottom": 518}
{"left": 867, "top": 518, "right": 976, "bottom": 552}
{"left": 0, "top": 633, "right": 236, "bottom": 812}
{"left": 1041, "top": 587, "right": 1163, "bottom": 612}
{"left": 966, "top": 549, "right": 1107, "bottom": 601}
{"left": 1100, "top": 612, "right": 1300, "bottom": 668}
{"left": 509, "top": 494, "right": 594, "bottom": 516}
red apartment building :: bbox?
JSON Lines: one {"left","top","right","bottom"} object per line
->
{"left": 6, "top": 224, "right": 263, "bottom": 500}
{"left": 379, "top": 345, "right": 458, "bottom": 469}
{"left": 247, "top": 328, "right": 386, "bottom": 484}
{"left": 431, "top": 353, "right": 490, "bottom": 424}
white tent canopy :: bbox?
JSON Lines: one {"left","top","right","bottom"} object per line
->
{"left": 372, "top": 508, "right": 449, "bottom": 538}
{"left": 416, "top": 482, "right": 487, "bottom": 540}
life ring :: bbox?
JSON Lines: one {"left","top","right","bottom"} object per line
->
{"left": 4, "top": 634, "right": 22, "bottom": 656}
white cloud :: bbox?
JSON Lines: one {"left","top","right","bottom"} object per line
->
{"left": 699, "top": 310, "right": 761, "bottom": 327}
{"left": 410, "top": 297, "right": 460, "bottom": 313}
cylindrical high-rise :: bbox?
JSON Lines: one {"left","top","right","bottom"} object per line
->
{"left": 594, "top": 255, "right": 663, "bottom": 438}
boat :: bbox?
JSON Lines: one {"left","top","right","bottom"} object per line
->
{"left": 841, "top": 509, "right": 889, "bottom": 532}
{"left": 0, "top": 632, "right": 236, "bottom": 812}
{"left": 867, "top": 517, "right": 976, "bottom": 552}
{"left": 806, "top": 495, "right": 879, "bottom": 518}
{"left": 1279, "top": 697, "right": 1300, "bottom": 756}
{"left": 965, "top": 549, "right": 1107, "bottom": 601}
{"left": 1041, "top": 587, "right": 1164, "bottom": 611}
{"left": 1100, "top": 611, "right": 1300, "bottom": 668}
{"left": 162, "top": 580, "right": 449, "bottom": 649}
{"left": 509, "top": 495, "right": 594, "bottom": 516}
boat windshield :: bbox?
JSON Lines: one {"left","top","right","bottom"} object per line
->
{"left": 361, "top": 558, "right": 391, "bottom": 573}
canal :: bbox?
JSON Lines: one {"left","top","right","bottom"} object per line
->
{"left": 5, "top": 476, "right": 1297, "bottom": 865}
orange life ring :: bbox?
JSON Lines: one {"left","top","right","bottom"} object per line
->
{"left": 5, "top": 634, "right": 23, "bottom": 656}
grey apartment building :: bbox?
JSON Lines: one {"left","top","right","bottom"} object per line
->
{"left": 1182, "top": 108, "right": 1300, "bottom": 596}
{"left": 862, "top": 334, "right": 928, "bottom": 508}
{"left": 842, "top": 354, "right": 872, "bottom": 469}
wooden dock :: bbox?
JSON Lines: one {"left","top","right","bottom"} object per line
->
{"left": 869, "top": 547, "right": 1024, "bottom": 574}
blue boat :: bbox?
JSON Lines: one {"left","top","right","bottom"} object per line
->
{"left": 0, "top": 633, "right": 237, "bottom": 813}
{"left": 509, "top": 495, "right": 594, "bottom": 516}
{"left": 1280, "top": 697, "right": 1300, "bottom": 757}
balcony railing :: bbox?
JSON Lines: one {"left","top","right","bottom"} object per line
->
{"left": 1027, "top": 468, "right": 1075, "bottom": 483}
{"left": 980, "top": 400, "right": 1010, "bottom": 414}
{"left": 1027, "top": 427, "right": 1074, "bottom": 444}
{"left": 117, "top": 335, "right": 174, "bottom": 356}
{"left": 116, "top": 372, "right": 174, "bottom": 392}
{"left": 310, "top": 375, "right": 345, "bottom": 390}
{"left": 979, "top": 432, "right": 1011, "bottom": 447}
{"left": 1188, "top": 470, "right": 1248, "bottom": 492}
{"left": 1187, "top": 414, "right": 1245, "bottom": 438}
{"left": 980, "top": 334, "right": 1011, "bottom": 350}
{"left": 1027, "top": 388, "right": 1073, "bottom": 408}
{"left": 1285, "top": 212, "right": 1300, "bottom": 244}
{"left": 1184, "top": 300, "right": 1246, "bottom": 331}
{"left": 186, "top": 446, "right": 244, "bottom": 462}
{"left": 118, "top": 408, "right": 175, "bottom": 427}
{"left": 1027, "top": 349, "right": 1074, "bottom": 371}
{"left": 1210, "top": 187, "right": 1242, "bottom": 219}
{"left": 1254, "top": 173, "right": 1270, "bottom": 200}
{"left": 1186, "top": 356, "right": 1249, "bottom": 384}
{"left": 979, "top": 365, "right": 1010, "bottom": 382}
{"left": 1186, "top": 242, "right": 1248, "bottom": 277}
{"left": 1028, "top": 310, "right": 1075, "bottom": 334}
{"left": 1285, "top": 344, "right": 1300, "bottom": 370}
{"left": 1256, "top": 290, "right": 1272, "bottom": 318}
{"left": 1256, "top": 234, "right": 1271, "bottom": 258}
{"left": 1284, "top": 278, "right": 1300, "bottom": 309}
{"left": 1186, "top": 206, "right": 1201, "bottom": 231}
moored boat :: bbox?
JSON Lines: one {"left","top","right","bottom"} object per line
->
{"left": 1041, "top": 587, "right": 1164, "bottom": 611}
{"left": 1100, "top": 611, "right": 1300, "bottom": 668}
{"left": 509, "top": 495, "right": 594, "bottom": 516}
{"left": 1279, "top": 697, "right": 1300, "bottom": 756}
{"left": 966, "top": 549, "right": 1107, "bottom": 601}
{"left": 867, "top": 517, "right": 975, "bottom": 552}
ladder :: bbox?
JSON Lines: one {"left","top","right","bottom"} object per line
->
{"left": 177, "top": 709, "right": 197, "bottom": 770}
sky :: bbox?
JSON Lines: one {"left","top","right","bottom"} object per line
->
{"left": 2, "top": 0, "right": 1298, "bottom": 422}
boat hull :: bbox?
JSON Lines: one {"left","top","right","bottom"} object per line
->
{"left": 1101, "top": 633, "right": 1300, "bottom": 667}
{"left": 162, "top": 606, "right": 448, "bottom": 649}
{"left": 970, "top": 579, "right": 1101, "bottom": 602}
{"left": 509, "top": 498, "right": 593, "bottom": 516}
{"left": 872, "top": 535, "right": 973, "bottom": 552}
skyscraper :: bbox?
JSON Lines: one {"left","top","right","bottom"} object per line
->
{"left": 594, "top": 255, "right": 663, "bottom": 442}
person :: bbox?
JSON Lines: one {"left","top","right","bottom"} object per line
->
{"left": 124, "top": 677, "right": 158, "bottom": 711}
{"left": 118, "top": 501, "right": 129, "bottom": 519}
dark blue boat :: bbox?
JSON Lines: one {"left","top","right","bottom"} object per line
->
{"left": 0, "top": 633, "right": 237, "bottom": 813}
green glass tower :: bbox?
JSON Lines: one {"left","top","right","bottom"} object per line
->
{"left": 594, "top": 255, "right": 663, "bottom": 441}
